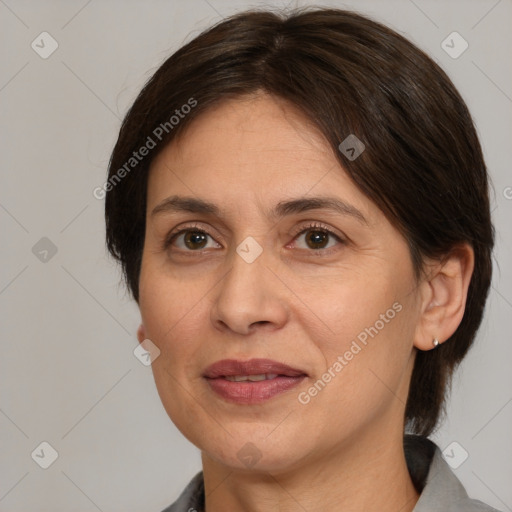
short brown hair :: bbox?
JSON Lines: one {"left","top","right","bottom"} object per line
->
{"left": 105, "top": 8, "right": 494, "bottom": 436}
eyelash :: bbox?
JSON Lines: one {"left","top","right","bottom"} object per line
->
{"left": 163, "top": 221, "right": 346, "bottom": 255}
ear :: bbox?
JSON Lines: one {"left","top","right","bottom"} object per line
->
{"left": 413, "top": 244, "right": 474, "bottom": 351}
{"left": 137, "top": 323, "right": 146, "bottom": 344}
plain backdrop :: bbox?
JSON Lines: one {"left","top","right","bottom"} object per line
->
{"left": 0, "top": 0, "right": 511, "bottom": 511}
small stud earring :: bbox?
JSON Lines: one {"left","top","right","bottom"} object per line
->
{"left": 433, "top": 338, "right": 439, "bottom": 348}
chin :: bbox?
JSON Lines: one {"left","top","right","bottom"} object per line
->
{"left": 199, "top": 432, "right": 311, "bottom": 474}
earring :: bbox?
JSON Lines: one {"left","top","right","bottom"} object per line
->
{"left": 433, "top": 338, "right": 440, "bottom": 348}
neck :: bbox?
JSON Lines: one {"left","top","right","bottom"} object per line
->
{"left": 201, "top": 428, "right": 419, "bottom": 512}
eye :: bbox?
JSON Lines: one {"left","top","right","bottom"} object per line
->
{"left": 164, "top": 222, "right": 345, "bottom": 254}
{"left": 165, "top": 225, "right": 221, "bottom": 251}
{"left": 292, "top": 222, "right": 345, "bottom": 252}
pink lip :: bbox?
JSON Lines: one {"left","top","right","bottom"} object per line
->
{"left": 203, "top": 358, "right": 307, "bottom": 404}
{"left": 203, "top": 358, "right": 306, "bottom": 378}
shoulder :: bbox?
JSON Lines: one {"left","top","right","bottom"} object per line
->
{"left": 405, "top": 435, "right": 502, "bottom": 512}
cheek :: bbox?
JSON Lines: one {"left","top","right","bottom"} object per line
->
{"left": 139, "top": 257, "right": 206, "bottom": 339}
{"left": 296, "top": 268, "right": 416, "bottom": 423}
{"left": 138, "top": 267, "right": 211, "bottom": 440}
{"left": 138, "top": 261, "right": 210, "bottom": 399}
{"left": 294, "top": 262, "right": 405, "bottom": 350}
{"left": 337, "top": 325, "right": 414, "bottom": 429}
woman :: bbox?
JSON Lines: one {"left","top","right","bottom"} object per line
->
{"left": 104, "top": 8, "right": 499, "bottom": 512}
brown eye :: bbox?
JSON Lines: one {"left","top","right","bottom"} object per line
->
{"left": 183, "top": 231, "right": 208, "bottom": 250}
{"left": 167, "top": 228, "right": 220, "bottom": 251}
{"left": 294, "top": 227, "right": 341, "bottom": 251}
{"left": 304, "top": 230, "right": 330, "bottom": 249}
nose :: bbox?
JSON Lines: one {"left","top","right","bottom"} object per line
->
{"left": 210, "top": 247, "right": 289, "bottom": 335}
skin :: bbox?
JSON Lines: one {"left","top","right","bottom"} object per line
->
{"left": 137, "top": 92, "right": 474, "bottom": 512}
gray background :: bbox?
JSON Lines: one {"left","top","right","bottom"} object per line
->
{"left": 0, "top": 0, "right": 511, "bottom": 511}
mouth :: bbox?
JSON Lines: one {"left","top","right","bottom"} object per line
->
{"left": 203, "top": 358, "right": 308, "bottom": 404}
{"left": 223, "top": 373, "right": 279, "bottom": 382}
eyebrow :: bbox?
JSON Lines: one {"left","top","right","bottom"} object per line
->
{"left": 151, "top": 195, "right": 368, "bottom": 225}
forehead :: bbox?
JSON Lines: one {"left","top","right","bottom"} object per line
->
{"left": 153, "top": 94, "right": 330, "bottom": 170}
{"left": 146, "top": 93, "right": 375, "bottom": 221}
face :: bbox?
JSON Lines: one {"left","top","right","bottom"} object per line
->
{"left": 138, "top": 93, "right": 423, "bottom": 473}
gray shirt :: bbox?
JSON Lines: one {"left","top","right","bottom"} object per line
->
{"left": 162, "top": 436, "right": 501, "bottom": 511}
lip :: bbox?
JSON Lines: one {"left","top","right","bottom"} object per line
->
{"left": 203, "top": 358, "right": 307, "bottom": 378}
{"left": 203, "top": 358, "right": 307, "bottom": 404}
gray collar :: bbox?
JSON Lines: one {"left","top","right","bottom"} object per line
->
{"left": 412, "top": 442, "right": 500, "bottom": 511}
